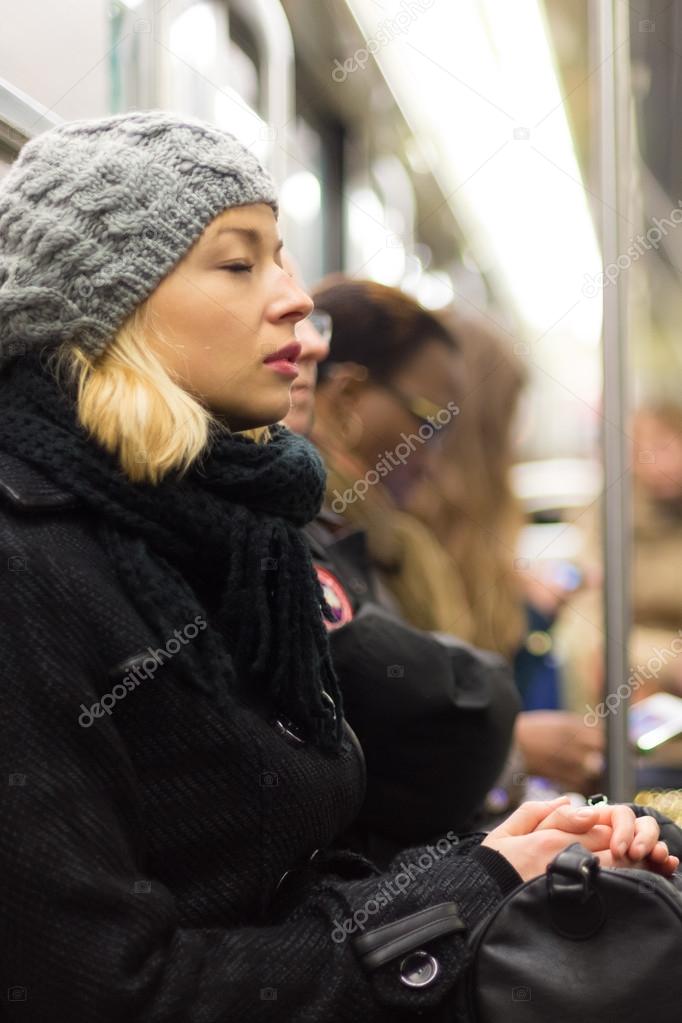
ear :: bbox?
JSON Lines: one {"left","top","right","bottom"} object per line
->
{"left": 313, "top": 362, "right": 372, "bottom": 451}
{"left": 318, "top": 362, "right": 370, "bottom": 413}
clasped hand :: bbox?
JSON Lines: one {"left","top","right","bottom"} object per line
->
{"left": 481, "top": 796, "right": 680, "bottom": 883}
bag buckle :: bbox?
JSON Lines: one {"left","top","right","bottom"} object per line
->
{"left": 547, "top": 843, "right": 606, "bottom": 938}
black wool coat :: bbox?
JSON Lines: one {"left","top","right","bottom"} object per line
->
{"left": 0, "top": 449, "right": 520, "bottom": 1023}
{"left": 304, "top": 509, "right": 521, "bottom": 865}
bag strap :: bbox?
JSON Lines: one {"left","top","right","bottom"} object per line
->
{"left": 546, "top": 843, "right": 606, "bottom": 938}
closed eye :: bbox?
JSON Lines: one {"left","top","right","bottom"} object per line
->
{"left": 220, "top": 263, "right": 254, "bottom": 273}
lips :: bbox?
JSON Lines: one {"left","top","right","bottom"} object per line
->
{"left": 263, "top": 341, "right": 302, "bottom": 365}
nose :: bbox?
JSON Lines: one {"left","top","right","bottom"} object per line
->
{"left": 271, "top": 271, "right": 314, "bottom": 326}
{"left": 295, "top": 317, "right": 330, "bottom": 366}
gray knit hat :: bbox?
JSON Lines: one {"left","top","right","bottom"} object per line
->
{"left": 0, "top": 109, "right": 278, "bottom": 368}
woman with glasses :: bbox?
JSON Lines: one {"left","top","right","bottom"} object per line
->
{"left": 310, "top": 277, "right": 472, "bottom": 633}
{"left": 307, "top": 279, "right": 605, "bottom": 813}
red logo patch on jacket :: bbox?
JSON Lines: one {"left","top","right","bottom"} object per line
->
{"left": 314, "top": 564, "right": 354, "bottom": 631}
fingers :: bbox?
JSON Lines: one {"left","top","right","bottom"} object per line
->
{"left": 536, "top": 805, "right": 664, "bottom": 864}
{"left": 610, "top": 804, "right": 637, "bottom": 858}
{"left": 498, "top": 797, "right": 571, "bottom": 837}
{"left": 653, "top": 854, "right": 680, "bottom": 877}
{"left": 541, "top": 824, "right": 613, "bottom": 853}
{"left": 640, "top": 840, "right": 679, "bottom": 876}
{"left": 535, "top": 805, "right": 600, "bottom": 834}
{"left": 647, "top": 840, "right": 669, "bottom": 863}
{"left": 586, "top": 804, "right": 638, "bottom": 858}
{"left": 594, "top": 850, "right": 631, "bottom": 870}
{"left": 627, "top": 815, "right": 660, "bottom": 860}
{"left": 591, "top": 806, "right": 662, "bottom": 860}
{"left": 596, "top": 842, "right": 679, "bottom": 876}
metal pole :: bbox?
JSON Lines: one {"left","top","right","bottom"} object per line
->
{"left": 595, "top": 0, "right": 634, "bottom": 802}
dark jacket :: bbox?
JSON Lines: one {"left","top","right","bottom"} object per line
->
{"left": 0, "top": 450, "right": 520, "bottom": 1023}
{"left": 305, "top": 510, "right": 521, "bottom": 864}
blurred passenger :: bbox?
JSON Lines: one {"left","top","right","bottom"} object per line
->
{"left": 408, "top": 306, "right": 607, "bottom": 791}
{"left": 311, "top": 276, "right": 474, "bottom": 634}
{"left": 311, "top": 279, "right": 605, "bottom": 795}
{"left": 631, "top": 405, "right": 682, "bottom": 693}
{"left": 559, "top": 403, "right": 682, "bottom": 710}
{"left": 405, "top": 305, "right": 527, "bottom": 659}
{"left": 282, "top": 256, "right": 520, "bottom": 859}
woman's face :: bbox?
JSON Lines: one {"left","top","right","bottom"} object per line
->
{"left": 281, "top": 251, "right": 330, "bottom": 437}
{"left": 146, "top": 203, "right": 314, "bottom": 430}
{"left": 633, "top": 410, "right": 682, "bottom": 500}
{"left": 313, "top": 338, "right": 461, "bottom": 501}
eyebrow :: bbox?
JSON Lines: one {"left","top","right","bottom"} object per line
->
{"left": 213, "top": 226, "right": 284, "bottom": 253}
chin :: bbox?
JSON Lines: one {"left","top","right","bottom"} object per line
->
{"left": 246, "top": 397, "right": 294, "bottom": 431}
{"left": 209, "top": 389, "right": 294, "bottom": 432}
{"left": 282, "top": 406, "right": 314, "bottom": 437}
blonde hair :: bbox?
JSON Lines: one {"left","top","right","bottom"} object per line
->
{"left": 48, "top": 299, "right": 269, "bottom": 485}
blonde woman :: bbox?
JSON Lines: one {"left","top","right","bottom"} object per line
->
{"left": 0, "top": 112, "right": 675, "bottom": 1021}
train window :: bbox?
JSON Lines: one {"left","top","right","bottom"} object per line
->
{"left": 0, "top": 3, "right": 108, "bottom": 120}
{"left": 135, "top": 1, "right": 288, "bottom": 173}
{"left": 227, "top": 9, "right": 261, "bottom": 112}
{"left": 279, "top": 116, "right": 324, "bottom": 287}
{"left": 165, "top": 2, "right": 231, "bottom": 124}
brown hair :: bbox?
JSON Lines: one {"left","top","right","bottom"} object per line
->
{"left": 406, "top": 306, "right": 528, "bottom": 656}
{"left": 311, "top": 276, "right": 457, "bottom": 382}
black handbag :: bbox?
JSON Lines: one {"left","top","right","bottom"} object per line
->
{"left": 458, "top": 836, "right": 682, "bottom": 1022}
{"left": 328, "top": 602, "right": 520, "bottom": 849}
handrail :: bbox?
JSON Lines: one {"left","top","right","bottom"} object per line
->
{"left": 0, "top": 76, "right": 61, "bottom": 152}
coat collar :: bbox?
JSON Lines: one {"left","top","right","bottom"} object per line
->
{"left": 0, "top": 449, "right": 79, "bottom": 509}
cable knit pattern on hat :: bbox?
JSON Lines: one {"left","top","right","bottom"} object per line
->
{"left": 0, "top": 109, "right": 278, "bottom": 367}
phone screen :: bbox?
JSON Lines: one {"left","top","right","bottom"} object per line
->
{"left": 629, "top": 693, "right": 682, "bottom": 751}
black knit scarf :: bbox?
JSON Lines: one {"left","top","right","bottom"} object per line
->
{"left": 0, "top": 352, "right": 343, "bottom": 751}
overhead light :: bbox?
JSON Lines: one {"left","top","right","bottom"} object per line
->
{"left": 415, "top": 270, "right": 454, "bottom": 309}
{"left": 280, "top": 171, "right": 322, "bottom": 223}
{"left": 168, "top": 2, "right": 217, "bottom": 71}
{"left": 347, "top": 186, "right": 406, "bottom": 284}
{"left": 344, "top": 0, "right": 602, "bottom": 346}
{"left": 213, "top": 85, "right": 271, "bottom": 164}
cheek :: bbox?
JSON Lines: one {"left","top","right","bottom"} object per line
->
{"left": 150, "top": 297, "right": 254, "bottom": 389}
{"left": 153, "top": 273, "right": 257, "bottom": 343}
{"left": 357, "top": 394, "right": 397, "bottom": 440}
{"left": 370, "top": 408, "right": 414, "bottom": 450}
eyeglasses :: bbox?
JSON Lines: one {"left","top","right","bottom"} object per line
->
{"left": 303, "top": 309, "right": 333, "bottom": 344}
{"left": 380, "top": 383, "right": 443, "bottom": 430}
